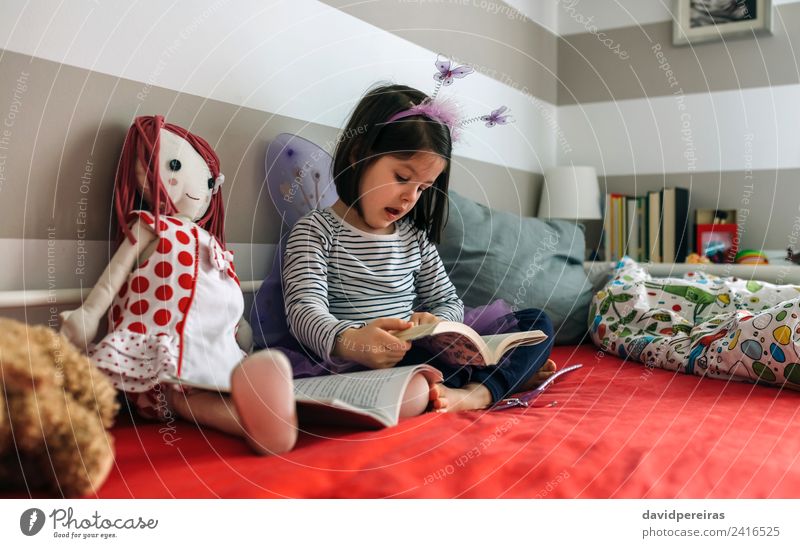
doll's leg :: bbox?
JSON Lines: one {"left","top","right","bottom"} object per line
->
{"left": 230, "top": 349, "right": 298, "bottom": 455}
{"left": 169, "top": 351, "right": 298, "bottom": 455}
{"left": 168, "top": 388, "right": 244, "bottom": 436}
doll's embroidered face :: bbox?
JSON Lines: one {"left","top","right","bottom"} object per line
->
{"left": 135, "top": 129, "right": 214, "bottom": 221}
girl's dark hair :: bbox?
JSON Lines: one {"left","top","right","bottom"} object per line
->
{"left": 332, "top": 84, "right": 452, "bottom": 243}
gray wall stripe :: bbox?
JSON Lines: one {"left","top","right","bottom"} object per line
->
{"left": 557, "top": 2, "right": 800, "bottom": 105}
{"left": 0, "top": 48, "right": 541, "bottom": 244}
{"left": 321, "top": 0, "right": 559, "bottom": 104}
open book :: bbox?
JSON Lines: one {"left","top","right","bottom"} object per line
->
{"left": 395, "top": 321, "right": 548, "bottom": 367}
{"left": 167, "top": 364, "right": 442, "bottom": 429}
{"left": 293, "top": 364, "right": 441, "bottom": 428}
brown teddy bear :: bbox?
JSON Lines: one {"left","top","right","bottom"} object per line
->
{"left": 0, "top": 318, "right": 119, "bottom": 497}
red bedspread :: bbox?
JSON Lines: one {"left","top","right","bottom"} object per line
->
{"left": 95, "top": 344, "right": 800, "bottom": 498}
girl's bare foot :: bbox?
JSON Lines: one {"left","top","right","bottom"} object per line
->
{"left": 429, "top": 382, "right": 492, "bottom": 413}
{"left": 519, "top": 359, "right": 557, "bottom": 392}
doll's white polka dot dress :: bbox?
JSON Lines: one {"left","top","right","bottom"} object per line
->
{"left": 91, "top": 211, "right": 246, "bottom": 405}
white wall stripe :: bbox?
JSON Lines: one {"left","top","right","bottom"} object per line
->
{"left": 558, "top": 83, "right": 800, "bottom": 176}
{"left": 0, "top": 239, "right": 276, "bottom": 293}
{"left": 0, "top": 0, "right": 556, "bottom": 174}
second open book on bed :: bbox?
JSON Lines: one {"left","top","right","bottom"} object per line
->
{"left": 167, "top": 365, "right": 441, "bottom": 429}
{"left": 394, "top": 320, "right": 548, "bottom": 367}
{"left": 167, "top": 360, "right": 584, "bottom": 429}
{"left": 166, "top": 323, "right": 549, "bottom": 428}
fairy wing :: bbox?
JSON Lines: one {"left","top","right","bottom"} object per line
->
{"left": 265, "top": 133, "right": 338, "bottom": 228}
{"left": 251, "top": 133, "right": 338, "bottom": 348}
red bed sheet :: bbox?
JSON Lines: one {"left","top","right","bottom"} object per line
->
{"left": 93, "top": 344, "right": 800, "bottom": 498}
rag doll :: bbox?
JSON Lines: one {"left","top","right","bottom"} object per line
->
{"left": 61, "top": 115, "right": 297, "bottom": 455}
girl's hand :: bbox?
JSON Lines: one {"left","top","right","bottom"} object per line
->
{"left": 409, "top": 312, "right": 440, "bottom": 326}
{"left": 60, "top": 307, "right": 101, "bottom": 348}
{"left": 334, "top": 318, "right": 413, "bottom": 369}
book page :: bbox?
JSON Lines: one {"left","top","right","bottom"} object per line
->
{"left": 419, "top": 333, "right": 488, "bottom": 367}
{"left": 396, "top": 321, "right": 491, "bottom": 365}
{"left": 395, "top": 320, "right": 472, "bottom": 342}
{"left": 482, "top": 330, "right": 547, "bottom": 362}
{"left": 294, "top": 365, "right": 440, "bottom": 425}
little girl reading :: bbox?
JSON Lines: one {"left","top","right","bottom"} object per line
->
{"left": 276, "top": 83, "right": 556, "bottom": 412}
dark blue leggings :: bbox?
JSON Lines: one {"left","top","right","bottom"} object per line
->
{"left": 399, "top": 308, "right": 555, "bottom": 403}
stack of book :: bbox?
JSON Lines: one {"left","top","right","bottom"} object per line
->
{"left": 603, "top": 187, "right": 690, "bottom": 263}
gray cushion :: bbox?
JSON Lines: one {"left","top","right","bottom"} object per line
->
{"left": 437, "top": 191, "right": 593, "bottom": 344}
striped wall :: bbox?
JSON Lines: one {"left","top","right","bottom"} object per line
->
{"left": 1, "top": 0, "right": 799, "bottom": 300}
{"left": 555, "top": 0, "right": 800, "bottom": 252}
{"left": 0, "top": 0, "right": 558, "bottom": 294}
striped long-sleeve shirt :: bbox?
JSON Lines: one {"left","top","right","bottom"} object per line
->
{"left": 282, "top": 207, "right": 464, "bottom": 361}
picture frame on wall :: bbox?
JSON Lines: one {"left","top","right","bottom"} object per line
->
{"left": 673, "top": 0, "right": 773, "bottom": 46}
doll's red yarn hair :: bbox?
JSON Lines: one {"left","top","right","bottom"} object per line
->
{"left": 113, "top": 115, "right": 227, "bottom": 248}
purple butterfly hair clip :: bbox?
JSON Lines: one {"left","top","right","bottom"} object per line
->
{"left": 383, "top": 55, "right": 512, "bottom": 142}
{"left": 459, "top": 106, "right": 513, "bottom": 131}
{"left": 432, "top": 55, "right": 474, "bottom": 98}
{"left": 480, "top": 105, "right": 512, "bottom": 127}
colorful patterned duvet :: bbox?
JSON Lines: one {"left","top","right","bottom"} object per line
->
{"left": 589, "top": 258, "right": 800, "bottom": 388}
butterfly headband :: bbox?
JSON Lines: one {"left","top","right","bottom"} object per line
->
{"left": 385, "top": 56, "right": 513, "bottom": 142}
